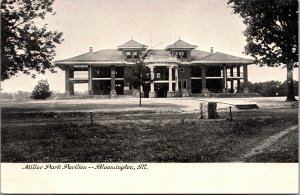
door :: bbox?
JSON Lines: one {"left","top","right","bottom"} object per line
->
{"left": 156, "top": 83, "right": 168, "bottom": 98}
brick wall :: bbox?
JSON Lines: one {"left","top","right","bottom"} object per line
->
{"left": 178, "top": 65, "right": 191, "bottom": 91}
{"left": 124, "top": 66, "right": 135, "bottom": 95}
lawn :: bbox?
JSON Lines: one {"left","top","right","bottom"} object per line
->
{"left": 245, "top": 130, "right": 298, "bottom": 162}
{"left": 1, "top": 97, "right": 298, "bottom": 162}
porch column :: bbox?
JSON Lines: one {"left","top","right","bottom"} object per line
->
{"left": 69, "top": 67, "right": 74, "bottom": 95}
{"left": 243, "top": 64, "right": 249, "bottom": 93}
{"left": 175, "top": 67, "right": 179, "bottom": 91}
{"left": 237, "top": 66, "right": 241, "bottom": 92}
{"left": 110, "top": 65, "right": 117, "bottom": 98}
{"left": 222, "top": 66, "right": 227, "bottom": 93}
{"left": 88, "top": 65, "right": 93, "bottom": 95}
{"left": 175, "top": 66, "right": 179, "bottom": 97}
{"left": 65, "top": 66, "right": 70, "bottom": 95}
{"left": 150, "top": 66, "right": 155, "bottom": 92}
{"left": 168, "top": 66, "right": 173, "bottom": 92}
{"left": 230, "top": 67, "right": 234, "bottom": 93}
{"left": 201, "top": 66, "right": 208, "bottom": 92}
{"left": 149, "top": 66, "right": 156, "bottom": 98}
{"left": 167, "top": 66, "right": 174, "bottom": 97}
{"left": 230, "top": 79, "right": 234, "bottom": 93}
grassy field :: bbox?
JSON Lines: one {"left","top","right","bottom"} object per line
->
{"left": 1, "top": 97, "right": 298, "bottom": 162}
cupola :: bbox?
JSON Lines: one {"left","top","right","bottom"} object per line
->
{"left": 118, "top": 39, "right": 148, "bottom": 61}
{"left": 165, "top": 39, "right": 197, "bottom": 61}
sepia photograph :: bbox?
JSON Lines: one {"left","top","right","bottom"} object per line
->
{"left": 1, "top": 0, "right": 298, "bottom": 193}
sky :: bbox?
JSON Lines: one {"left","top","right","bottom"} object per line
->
{"left": 2, "top": 0, "right": 298, "bottom": 93}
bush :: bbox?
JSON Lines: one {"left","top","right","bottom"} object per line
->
{"left": 31, "top": 80, "right": 52, "bottom": 99}
{"left": 240, "top": 80, "right": 298, "bottom": 97}
{"left": 1, "top": 92, "right": 14, "bottom": 99}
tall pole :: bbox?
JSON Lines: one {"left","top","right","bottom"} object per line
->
{"left": 139, "top": 76, "right": 142, "bottom": 107}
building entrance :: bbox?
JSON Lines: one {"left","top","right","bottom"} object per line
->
{"left": 156, "top": 83, "right": 168, "bottom": 98}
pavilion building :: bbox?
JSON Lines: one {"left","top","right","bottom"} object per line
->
{"left": 54, "top": 39, "right": 253, "bottom": 98}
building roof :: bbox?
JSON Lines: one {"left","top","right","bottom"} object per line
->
{"left": 117, "top": 39, "right": 148, "bottom": 50}
{"left": 191, "top": 50, "right": 212, "bottom": 60}
{"left": 54, "top": 39, "right": 253, "bottom": 68}
{"left": 55, "top": 49, "right": 123, "bottom": 63}
{"left": 193, "top": 52, "right": 253, "bottom": 63}
{"left": 165, "top": 39, "right": 197, "bottom": 51}
{"left": 55, "top": 49, "right": 253, "bottom": 65}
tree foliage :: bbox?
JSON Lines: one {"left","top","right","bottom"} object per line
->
{"left": 1, "top": 0, "right": 64, "bottom": 81}
{"left": 228, "top": 0, "right": 298, "bottom": 101}
{"left": 240, "top": 80, "right": 298, "bottom": 97}
{"left": 127, "top": 49, "right": 155, "bottom": 106}
{"left": 31, "top": 79, "right": 52, "bottom": 99}
{"left": 130, "top": 61, "right": 150, "bottom": 89}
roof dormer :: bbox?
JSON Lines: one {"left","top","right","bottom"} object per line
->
{"left": 165, "top": 39, "right": 197, "bottom": 62}
{"left": 118, "top": 39, "right": 148, "bottom": 61}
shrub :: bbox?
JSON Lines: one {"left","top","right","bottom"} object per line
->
{"left": 31, "top": 80, "right": 52, "bottom": 99}
{"left": 240, "top": 80, "right": 298, "bottom": 97}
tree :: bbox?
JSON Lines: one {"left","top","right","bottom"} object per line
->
{"left": 240, "top": 80, "right": 298, "bottom": 96}
{"left": 128, "top": 49, "right": 155, "bottom": 106}
{"left": 31, "top": 79, "right": 52, "bottom": 99}
{"left": 228, "top": 0, "right": 298, "bottom": 101}
{"left": 1, "top": 0, "right": 64, "bottom": 81}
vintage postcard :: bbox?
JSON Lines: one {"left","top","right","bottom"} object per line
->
{"left": 1, "top": 0, "right": 298, "bottom": 193}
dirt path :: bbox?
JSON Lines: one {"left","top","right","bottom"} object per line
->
{"left": 242, "top": 125, "right": 298, "bottom": 160}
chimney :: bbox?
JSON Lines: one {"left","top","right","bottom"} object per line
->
{"left": 210, "top": 47, "right": 213, "bottom": 53}
{"left": 89, "top": 47, "right": 93, "bottom": 52}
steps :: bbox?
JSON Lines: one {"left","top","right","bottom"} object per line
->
{"left": 235, "top": 104, "right": 259, "bottom": 109}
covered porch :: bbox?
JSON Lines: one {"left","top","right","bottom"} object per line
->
{"left": 62, "top": 63, "right": 126, "bottom": 98}
{"left": 190, "top": 63, "right": 249, "bottom": 96}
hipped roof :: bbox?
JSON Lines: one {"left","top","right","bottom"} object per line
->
{"left": 55, "top": 49, "right": 123, "bottom": 63}
{"left": 55, "top": 49, "right": 253, "bottom": 65}
{"left": 54, "top": 39, "right": 253, "bottom": 67}
{"left": 117, "top": 39, "right": 148, "bottom": 50}
{"left": 193, "top": 52, "right": 254, "bottom": 63}
{"left": 165, "top": 39, "right": 197, "bottom": 51}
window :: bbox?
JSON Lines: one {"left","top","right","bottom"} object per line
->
{"left": 156, "top": 72, "right": 161, "bottom": 79}
{"left": 126, "top": 51, "right": 140, "bottom": 60}
{"left": 133, "top": 51, "right": 139, "bottom": 59}
{"left": 175, "top": 51, "right": 187, "bottom": 59}
{"left": 126, "top": 51, "right": 132, "bottom": 59}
